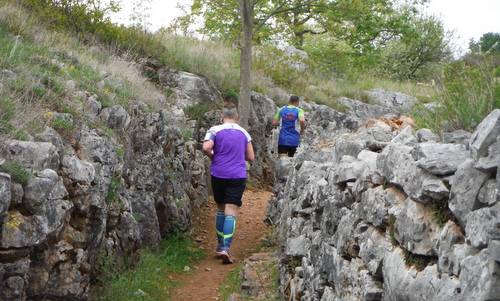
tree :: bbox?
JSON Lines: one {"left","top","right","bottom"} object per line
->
{"left": 130, "top": 0, "right": 153, "bottom": 31}
{"left": 238, "top": 0, "right": 254, "bottom": 128}
{"left": 479, "top": 32, "right": 500, "bottom": 54}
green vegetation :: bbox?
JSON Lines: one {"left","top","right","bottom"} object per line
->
{"left": 105, "top": 175, "right": 121, "bottom": 204}
{"left": 430, "top": 198, "right": 455, "bottom": 227}
{"left": 413, "top": 59, "right": 499, "bottom": 133}
{"left": 402, "top": 249, "right": 434, "bottom": 272}
{"left": 94, "top": 234, "right": 205, "bottom": 301}
{"left": 219, "top": 265, "right": 243, "bottom": 300}
{"left": 184, "top": 102, "right": 219, "bottom": 121}
{"left": 0, "top": 161, "right": 32, "bottom": 185}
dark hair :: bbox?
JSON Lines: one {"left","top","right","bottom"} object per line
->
{"left": 289, "top": 95, "right": 300, "bottom": 103}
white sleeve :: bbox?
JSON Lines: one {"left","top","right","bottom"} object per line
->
{"left": 204, "top": 127, "right": 216, "bottom": 141}
{"left": 244, "top": 130, "right": 252, "bottom": 143}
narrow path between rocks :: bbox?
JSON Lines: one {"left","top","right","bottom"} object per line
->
{"left": 170, "top": 189, "right": 273, "bottom": 301}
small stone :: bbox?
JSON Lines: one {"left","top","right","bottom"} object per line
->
{"left": 183, "top": 266, "right": 191, "bottom": 272}
{"left": 205, "top": 267, "right": 212, "bottom": 271}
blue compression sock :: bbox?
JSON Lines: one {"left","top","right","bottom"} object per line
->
{"left": 222, "top": 215, "right": 237, "bottom": 251}
{"left": 216, "top": 210, "right": 225, "bottom": 251}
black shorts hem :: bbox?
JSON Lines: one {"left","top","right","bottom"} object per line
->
{"left": 211, "top": 176, "right": 246, "bottom": 207}
{"left": 278, "top": 145, "right": 297, "bottom": 157}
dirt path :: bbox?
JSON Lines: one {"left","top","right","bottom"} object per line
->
{"left": 170, "top": 189, "right": 273, "bottom": 301}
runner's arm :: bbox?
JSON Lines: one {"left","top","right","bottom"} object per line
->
{"left": 246, "top": 142, "right": 255, "bottom": 162}
{"left": 299, "top": 109, "right": 306, "bottom": 135}
{"left": 203, "top": 128, "right": 216, "bottom": 159}
{"left": 271, "top": 108, "right": 281, "bottom": 127}
{"left": 202, "top": 140, "right": 214, "bottom": 160}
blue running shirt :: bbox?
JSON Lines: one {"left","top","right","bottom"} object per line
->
{"left": 274, "top": 105, "right": 304, "bottom": 147}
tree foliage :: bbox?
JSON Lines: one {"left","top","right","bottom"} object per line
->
{"left": 470, "top": 32, "right": 500, "bottom": 54}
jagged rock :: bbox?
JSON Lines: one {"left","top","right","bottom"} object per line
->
{"left": 383, "top": 248, "right": 461, "bottom": 301}
{"left": 442, "top": 130, "right": 471, "bottom": 145}
{"left": 489, "top": 240, "right": 500, "bottom": 263}
{"left": 377, "top": 143, "right": 449, "bottom": 202}
{"left": 416, "top": 128, "right": 440, "bottom": 142}
{"left": 391, "top": 126, "right": 418, "bottom": 145}
{"left": 357, "top": 187, "right": 393, "bottom": 227}
{"left": 475, "top": 136, "right": 500, "bottom": 173}
{"left": 330, "top": 155, "right": 368, "bottom": 184}
{"left": 0, "top": 140, "right": 60, "bottom": 171}
{"left": 23, "top": 169, "right": 68, "bottom": 215}
{"left": 366, "top": 89, "right": 418, "bottom": 113}
{"left": 435, "top": 221, "right": 466, "bottom": 275}
{"left": 479, "top": 179, "right": 499, "bottom": 206}
{"left": 61, "top": 156, "right": 95, "bottom": 185}
{"left": 338, "top": 97, "right": 394, "bottom": 119}
{"left": 459, "top": 249, "right": 500, "bottom": 301}
{"left": 469, "top": 109, "right": 500, "bottom": 160}
{"left": 100, "top": 105, "right": 130, "bottom": 130}
{"left": 390, "top": 197, "right": 440, "bottom": 256}
{"left": 85, "top": 94, "right": 102, "bottom": 117}
{"left": 0, "top": 173, "right": 11, "bottom": 225}
{"left": 332, "top": 134, "right": 366, "bottom": 162}
{"left": 34, "top": 127, "right": 64, "bottom": 160}
{"left": 465, "top": 203, "right": 500, "bottom": 249}
{"left": 357, "top": 150, "right": 378, "bottom": 174}
{"left": 1, "top": 198, "right": 72, "bottom": 249}
{"left": 286, "top": 235, "right": 310, "bottom": 257}
{"left": 358, "top": 225, "right": 393, "bottom": 278}
{"left": 10, "top": 182, "right": 23, "bottom": 206}
{"left": 413, "top": 142, "right": 470, "bottom": 176}
{"left": 449, "top": 160, "right": 490, "bottom": 227}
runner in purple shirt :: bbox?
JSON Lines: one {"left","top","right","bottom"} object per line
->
{"left": 202, "top": 106, "right": 255, "bottom": 264}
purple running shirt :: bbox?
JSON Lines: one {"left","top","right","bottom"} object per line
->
{"left": 204, "top": 123, "right": 252, "bottom": 179}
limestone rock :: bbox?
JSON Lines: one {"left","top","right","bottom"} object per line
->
{"left": 23, "top": 169, "right": 68, "bottom": 215}
{"left": 465, "top": 203, "right": 500, "bottom": 249}
{"left": 475, "top": 136, "right": 500, "bottom": 173}
{"left": 413, "top": 142, "right": 470, "bottom": 176}
{"left": 366, "top": 89, "right": 418, "bottom": 113}
{"left": 459, "top": 249, "right": 500, "bottom": 301}
{"left": 0, "top": 140, "right": 60, "bottom": 171}
{"left": 391, "top": 198, "right": 440, "bottom": 256}
{"left": 383, "top": 248, "right": 461, "bottom": 301}
{"left": 286, "top": 235, "right": 310, "bottom": 257}
{"left": 449, "top": 160, "right": 490, "bottom": 227}
{"left": 377, "top": 143, "right": 449, "bottom": 202}
{"left": 442, "top": 130, "right": 471, "bottom": 145}
{"left": 478, "top": 179, "right": 499, "bottom": 206}
{"left": 358, "top": 225, "right": 393, "bottom": 278}
{"left": 0, "top": 173, "right": 11, "bottom": 225}
{"left": 100, "top": 105, "right": 130, "bottom": 130}
{"left": 469, "top": 109, "right": 500, "bottom": 160}
{"left": 435, "top": 221, "right": 466, "bottom": 275}
{"left": 391, "top": 126, "right": 418, "bottom": 145}
{"left": 338, "top": 97, "right": 394, "bottom": 119}
{"left": 330, "top": 155, "right": 368, "bottom": 184}
{"left": 61, "top": 156, "right": 95, "bottom": 185}
{"left": 416, "top": 128, "right": 440, "bottom": 142}
{"left": 34, "top": 127, "right": 64, "bottom": 160}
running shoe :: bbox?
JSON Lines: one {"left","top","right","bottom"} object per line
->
{"left": 217, "top": 250, "right": 234, "bottom": 264}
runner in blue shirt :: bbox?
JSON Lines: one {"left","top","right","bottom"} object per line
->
{"left": 272, "top": 95, "right": 306, "bottom": 157}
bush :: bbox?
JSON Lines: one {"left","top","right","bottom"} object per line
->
{"left": 0, "top": 161, "right": 32, "bottom": 184}
{"left": 413, "top": 59, "right": 499, "bottom": 132}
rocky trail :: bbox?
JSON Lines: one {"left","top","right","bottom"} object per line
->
{"left": 170, "top": 189, "right": 273, "bottom": 301}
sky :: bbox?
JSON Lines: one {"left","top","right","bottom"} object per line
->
{"left": 111, "top": 0, "right": 500, "bottom": 52}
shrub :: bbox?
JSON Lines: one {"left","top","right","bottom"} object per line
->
{"left": 0, "top": 161, "right": 32, "bottom": 184}
{"left": 413, "top": 59, "right": 498, "bottom": 132}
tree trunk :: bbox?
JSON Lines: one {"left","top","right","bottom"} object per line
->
{"left": 238, "top": 0, "right": 253, "bottom": 129}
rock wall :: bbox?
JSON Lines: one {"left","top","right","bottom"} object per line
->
{"left": 0, "top": 68, "right": 218, "bottom": 300}
{"left": 268, "top": 108, "right": 500, "bottom": 301}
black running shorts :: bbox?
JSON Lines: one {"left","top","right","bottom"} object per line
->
{"left": 278, "top": 145, "right": 297, "bottom": 157}
{"left": 211, "top": 176, "right": 246, "bottom": 207}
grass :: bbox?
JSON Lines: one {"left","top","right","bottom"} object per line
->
{"left": 183, "top": 102, "right": 220, "bottom": 121}
{"left": 105, "top": 175, "right": 122, "bottom": 204}
{"left": 219, "top": 265, "right": 244, "bottom": 301}
{"left": 0, "top": 160, "right": 32, "bottom": 184}
{"left": 402, "top": 249, "right": 435, "bottom": 272}
{"left": 93, "top": 234, "right": 205, "bottom": 301}
{"left": 430, "top": 198, "right": 454, "bottom": 227}
{"left": 413, "top": 59, "right": 499, "bottom": 133}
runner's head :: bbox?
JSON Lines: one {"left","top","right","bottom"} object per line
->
{"left": 289, "top": 95, "right": 300, "bottom": 105}
{"left": 222, "top": 105, "right": 239, "bottom": 122}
